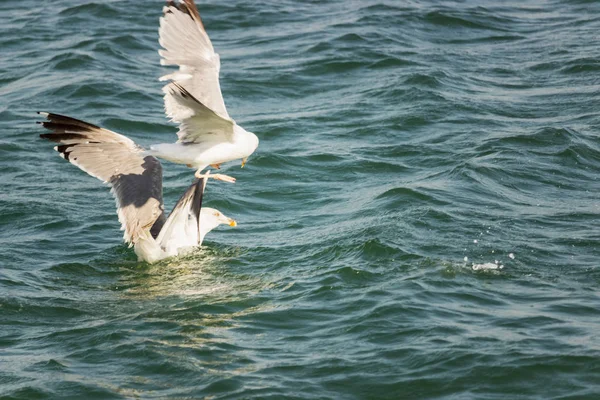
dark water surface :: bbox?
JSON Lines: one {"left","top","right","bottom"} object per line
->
{"left": 1, "top": 1, "right": 600, "bottom": 398}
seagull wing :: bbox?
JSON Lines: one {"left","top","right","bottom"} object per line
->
{"left": 164, "top": 82, "right": 235, "bottom": 145}
{"left": 39, "top": 112, "right": 165, "bottom": 245}
{"left": 159, "top": 0, "right": 230, "bottom": 120}
{"left": 156, "top": 175, "right": 207, "bottom": 251}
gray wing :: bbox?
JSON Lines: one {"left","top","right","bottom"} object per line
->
{"left": 38, "top": 112, "right": 165, "bottom": 245}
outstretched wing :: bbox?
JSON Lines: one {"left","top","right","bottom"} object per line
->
{"left": 156, "top": 174, "right": 208, "bottom": 252}
{"left": 164, "top": 82, "right": 234, "bottom": 145}
{"left": 159, "top": 0, "right": 230, "bottom": 120}
{"left": 38, "top": 112, "right": 165, "bottom": 245}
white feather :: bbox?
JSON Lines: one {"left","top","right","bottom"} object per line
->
{"left": 153, "top": 1, "right": 259, "bottom": 174}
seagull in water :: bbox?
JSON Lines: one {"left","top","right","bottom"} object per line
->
{"left": 150, "top": 0, "right": 259, "bottom": 181}
{"left": 38, "top": 112, "right": 237, "bottom": 264}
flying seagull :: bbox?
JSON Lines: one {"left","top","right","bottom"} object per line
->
{"left": 149, "top": 0, "right": 259, "bottom": 181}
{"left": 38, "top": 112, "right": 237, "bottom": 264}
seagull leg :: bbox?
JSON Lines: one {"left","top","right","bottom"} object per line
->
{"left": 194, "top": 169, "right": 205, "bottom": 179}
{"left": 195, "top": 169, "right": 236, "bottom": 183}
{"left": 210, "top": 173, "right": 236, "bottom": 183}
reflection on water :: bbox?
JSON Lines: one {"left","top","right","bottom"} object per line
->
{"left": 116, "top": 245, "right": 262, "bottom": 299}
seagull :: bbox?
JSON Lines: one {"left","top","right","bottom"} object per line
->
{"left": 149, "top": 0, "right": 259, "bottom": 180}
{"left": 38, "top": 112, "right": 237, "bottom": 264}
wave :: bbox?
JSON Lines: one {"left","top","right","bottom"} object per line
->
{"left": 560, "top": 57, "right": 600, "bottom": 74}
{"left": 423, "top": 9, "right": 513, "bottom": 31}
{"left": 58, "top": 3, "right": 121, "bottom": 18}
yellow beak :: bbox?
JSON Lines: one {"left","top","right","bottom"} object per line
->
{"left": 229, "top": 219, "right": 237, "bottom": 227}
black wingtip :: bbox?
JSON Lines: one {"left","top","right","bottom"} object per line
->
{"left": 34, "top": 113, "right": 101, "bottom": 130}
{"left": 191, "top": 178, "right": 204, "bottom": 233}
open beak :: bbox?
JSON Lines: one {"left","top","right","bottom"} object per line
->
{"left": 229, "top": 219, "right": 237, "bottom": 227}
{"left": 241, "top": 158, "right": 247, "bottom": 168}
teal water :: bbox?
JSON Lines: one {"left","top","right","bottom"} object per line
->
{"left": 1, "top": 1, "right": 600, "bottom": 398}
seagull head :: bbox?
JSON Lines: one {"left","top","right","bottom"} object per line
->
{"left": 198, "top": 208, "right": 236, "bottom": 245}
{"left": 201, "top": 207, "right": 236, "bottom": 228}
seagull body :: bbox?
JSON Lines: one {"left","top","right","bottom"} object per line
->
{"left": 150, "top": 0, "right": 259, "bottom": 179}
{"left": 38, "top": 112, "right": 236, "bottom": 264}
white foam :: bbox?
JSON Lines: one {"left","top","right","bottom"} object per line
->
{"left": 472, "top": 262, "right": 504, "bottom": 271}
